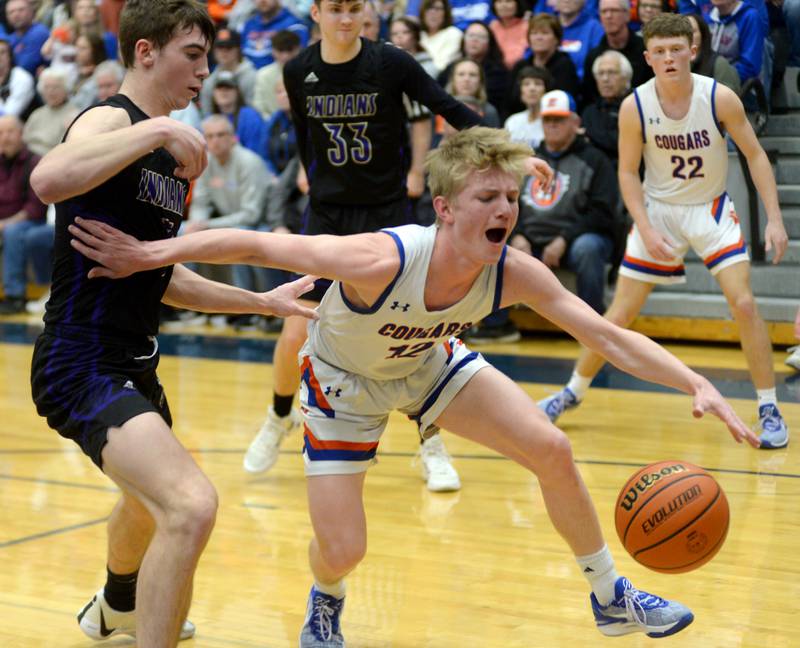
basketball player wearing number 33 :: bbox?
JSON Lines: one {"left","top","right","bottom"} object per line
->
{"left": 539, "top": 14, "right": 790, "bottom": 450}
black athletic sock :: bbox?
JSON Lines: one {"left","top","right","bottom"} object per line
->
{"left": 104, "top": 567, "right": 138, "bottom": 612}
{"left": 273, "top": 393, "right": 295, "bottom": 418}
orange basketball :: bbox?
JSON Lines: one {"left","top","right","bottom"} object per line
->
{"left": 615, "top": 460, "right": 729, "bottom": 574}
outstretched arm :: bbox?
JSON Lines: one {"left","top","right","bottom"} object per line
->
{"left": 718, "top": 84, "right": 787, "bottom": 264}
{"left": 501, "top": 249, "right": 759, "bottom": 447}
{"left": 164, "top": 264, "right": 319, "bottom": 320}
{"left": 68, "top": 217, "right": 401, "bottom": 302}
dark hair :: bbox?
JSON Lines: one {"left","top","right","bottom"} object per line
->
{"left": 118, "top": 0, "right": 215, "bottom": 69}
{"left": 78, "top": 31, "right": 109, "bottom": 67}
{"left": 528, "top": 12, "right": 562, "bottom": 44}
{"left": 391, "top": 16, "right": 424, "bottom": 52}
{"left": 516, "top": 65, "right": 553, "bottom": 91}
{"left": 685, "top": 13, "right": 713, "bottom": 77}
{"left": 211, "top": 80, "right": 246, "bottom": 119}
{"left": 272, "top": 29, "right": 301, "bottom": 52}
{"left": 461, "top": 21, "right": 504, "bottom": 65}
{"left": 492, "top": 0, "right": 524, "bottom": 19}
{"left": 642, "top": 13, "right": 693, "bottom": 48}
{"left": 0, "top": 38, "right": 13, "bottom": 86}
{"left": 419, "top": 0, "right": 454, "bottom": 32}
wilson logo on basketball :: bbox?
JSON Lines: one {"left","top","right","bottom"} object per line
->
{"left": 618, "top": 463, "right": 689, "bottom": 512}
{"left": 641, "top": 484, "right": 702, "bottom": 534}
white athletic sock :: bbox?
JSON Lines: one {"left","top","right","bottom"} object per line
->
{"left": 566, "top": 371, "right": 593, "bottom": 401}
{"left": 576, "top": 544, "right": 619, "bottom": 606}
{"left": 756, "top": 388, "right": 777, "bottom": 409}
{"left": 315, "top": 579, "right": 346, "bottom": 600}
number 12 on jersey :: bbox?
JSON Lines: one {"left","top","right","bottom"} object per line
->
{"left": 323, "top": 122, "right": 373, "bottom": 166}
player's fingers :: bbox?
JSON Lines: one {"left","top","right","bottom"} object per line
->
{"left": 295, "top": 305, "right": 320, "bottom": 320}
{"left": 70, "top": 237, "right": 103, "bottom": 262}
{"left": 72, "top": 217, "right": 112, "bottom": 237}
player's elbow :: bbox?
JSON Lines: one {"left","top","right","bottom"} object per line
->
{"left": 30, "top": 160, "right": 73, "bottom": 205}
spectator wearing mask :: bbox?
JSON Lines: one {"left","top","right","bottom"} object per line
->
{"left": 581, "top": 49, "right": 631, "bottom": 163}
{"left": 0, "top": 114, "right": 47, "bottom": 315}
{"left": 201, "top": 27, "right": 257, "bottom": 115}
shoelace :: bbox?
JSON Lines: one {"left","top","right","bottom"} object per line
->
{"left": 312, "top": 596, "right": 338, "bottom": 641}
{"left": 622, "top": 586, "right": 664, "bottom": 628}
{"left": 759, "top": 407, "right": 783, "bottom": 433}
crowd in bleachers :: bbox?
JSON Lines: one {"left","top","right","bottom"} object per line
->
{"left": 0, "top": 0, "right": 797, "bottom": 339}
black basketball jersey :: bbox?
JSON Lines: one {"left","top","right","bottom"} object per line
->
{"left": 44, "top": 95, "right": 188, "bottom": 341}
{"left": 284, "top": 38, "right": 482, "bottom": 207}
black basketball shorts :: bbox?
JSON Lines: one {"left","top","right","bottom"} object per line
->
{"left": 31, "top": 332, "right": 172, "bottom": 470}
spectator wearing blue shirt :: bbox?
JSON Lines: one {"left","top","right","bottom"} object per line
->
{"left": 557, "top": 0, "right": 605, "bottom": 80}
{"left": 5, "top": 0, "right": 49, "bottom": 75}
{"left": 241, "top": 0, "right": 310, "bottom": 69}
{"left": 708, "top": 0, "right": 764, "bottom": 83}
{"left": 211, "top": 71, "right": 269, "bottom": 162}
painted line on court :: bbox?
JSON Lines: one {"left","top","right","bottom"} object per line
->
{"left": 0, "top": 516, "right": 109, "bottom": 548}
{"left": 241, "top": 502, "right": 279, "bottom": 510}
{"left": 2, "top": 323, "right": 797, "bottom": 401}
{"left": 0, "top": 473, "right": 119, "bottom": 492}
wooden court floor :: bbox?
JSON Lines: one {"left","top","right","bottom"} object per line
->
{"left": 1, "top": 322, "right": 798, "bottom": 648}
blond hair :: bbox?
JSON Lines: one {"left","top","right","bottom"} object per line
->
{"left": 426, "top": 127, "right": 532, "bottom": 200}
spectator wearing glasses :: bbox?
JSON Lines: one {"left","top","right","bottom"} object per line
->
{"left": 582, "top": 0, "right": 652, "bottom": 107}
{"left": 418, "top": 0, "right": 464, "bottom": 72}
{"left": 581, "top": 49, "right": 632, "bottom": 163}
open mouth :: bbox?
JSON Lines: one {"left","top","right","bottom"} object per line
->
{"left": 485, "top": 227, "right": 506, "bottom": 243}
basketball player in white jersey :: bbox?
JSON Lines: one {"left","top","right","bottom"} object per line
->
{"left": 539, "top": 13, "right": 790, "bottom": 449}
{"left": 68, "top": 127, "right": 759, "bottom": 645}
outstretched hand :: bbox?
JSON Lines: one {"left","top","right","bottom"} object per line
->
{"left": 263, "top": 275, "right": 320, "bottom": 321}
{"left": 526, "top": 156, "right": 554, "bottom": 192}
{"left": 68, "top": 217, "right": 152, "bottom": 279}
{"left": 691, "top": 378, "right": 760, "bottom": 448}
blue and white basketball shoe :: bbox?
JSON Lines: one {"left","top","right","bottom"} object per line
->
{"left": 299, "top": 586, "right": 345, "bottom": 647}
{"left": 758, "top": 404, "right": 789, "bottom": 449}
{"left": 591, "top": 577, "right": 694, "bottom": 638}
{"left": 537, "top": 387, "right": 581, "bottom": 423}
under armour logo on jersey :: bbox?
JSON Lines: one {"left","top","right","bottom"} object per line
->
{"left": 390, "top": 301, "right": 410, "bottom": 312}
{"left": 123, "top": 380, "right": 136, "bottom": 390}
{"left": 304, "top": 71, "right": 319, "bottom": 84}
{"left": 649, "top": 117, "right": 661, "bottom": 124}
{"left": 324, "top": 386, "right": 342, "bottom": 397}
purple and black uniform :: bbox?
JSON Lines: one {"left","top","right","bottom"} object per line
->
{"left": 283, "top": 38, "right": 483, "bottom": 301}
{"left": 30, "top": 95, "right": 188, "bottom": 469}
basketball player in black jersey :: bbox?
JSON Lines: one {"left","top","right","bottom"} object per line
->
{"left": 243, "top": 0, "right": 554, "bottom": 490}
{"left": 28, "top": 2, "right": 316, "bottom": 646}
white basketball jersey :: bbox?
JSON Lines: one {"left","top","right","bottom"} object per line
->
{"left": 306, "top": 224, "right": 503, "bottom": 381}
{"left": 634, "top": 74, "right": 727, "bottom": 205}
